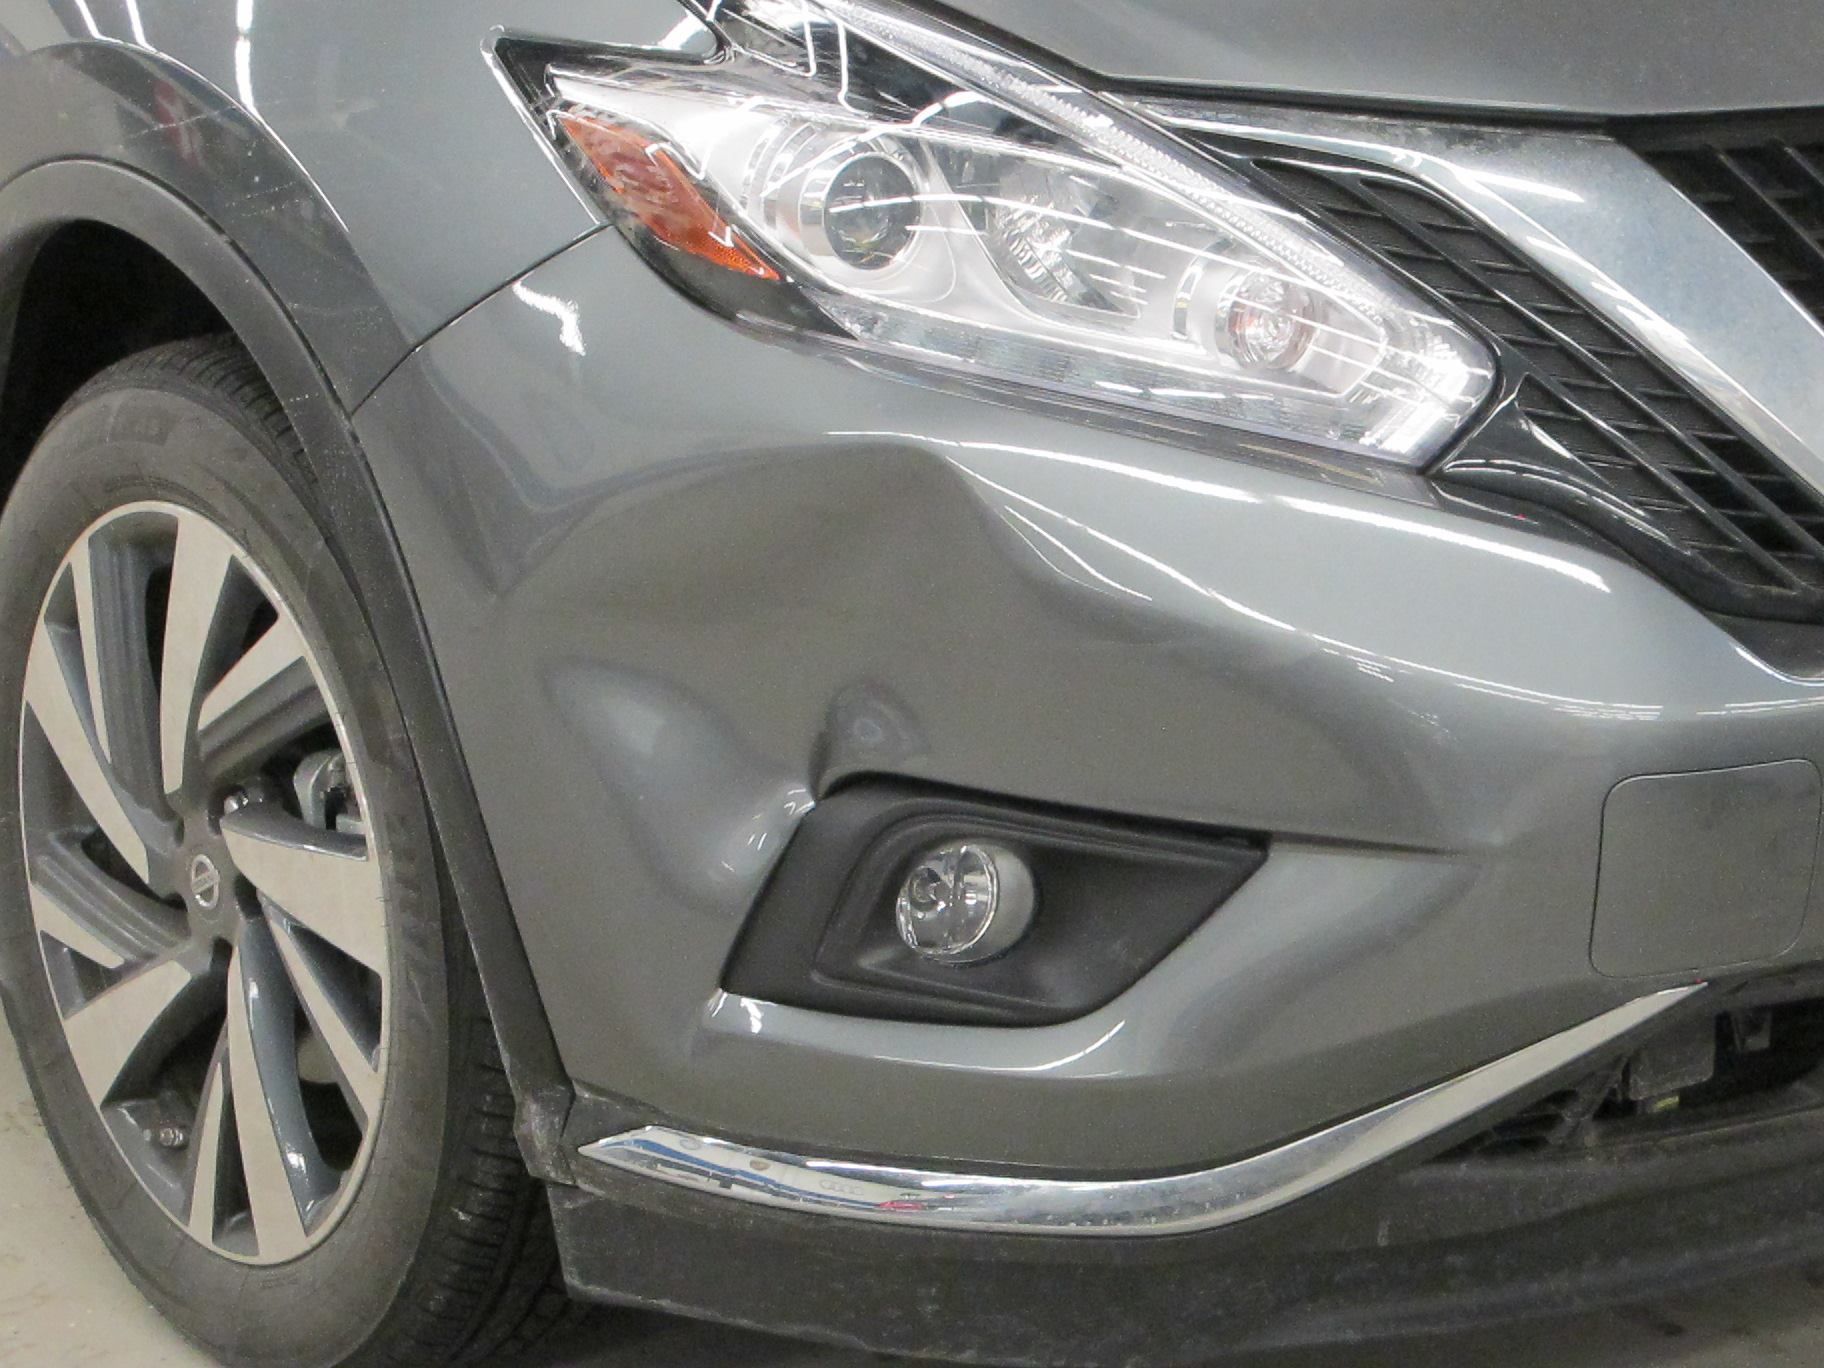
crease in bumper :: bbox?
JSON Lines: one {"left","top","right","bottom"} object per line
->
{"left": 577, "top": 984, "right": 1699, "bottom": 1237}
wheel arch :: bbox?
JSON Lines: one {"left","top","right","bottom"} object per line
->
{"left": 0, "top": 159, "right": 336, "bottom": 506}
{"left": 0, "top": 159, "right": 577, "bottom": 1182}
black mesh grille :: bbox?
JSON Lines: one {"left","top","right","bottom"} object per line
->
{"left": 1213, "top": 147, "right": 1824, "bottom": 621}
{"left": 1633, "top": 119, "right": 1824, "bottom": 325}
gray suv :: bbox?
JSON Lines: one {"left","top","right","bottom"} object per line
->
{"left": 3, "top": 1, "right": 1823, "bottom": 1365}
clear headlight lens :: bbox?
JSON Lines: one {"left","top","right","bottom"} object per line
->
{"left": 517, "top": 0, "right": 1494, "bottom": 465}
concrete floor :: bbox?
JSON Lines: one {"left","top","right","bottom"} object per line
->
{"left": 3, "top": 1038, "right": 1821, "bottom": 1368}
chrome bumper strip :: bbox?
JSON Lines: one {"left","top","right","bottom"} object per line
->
{"left": 579, "top": 986, "right": 1700, "bottom": 1237}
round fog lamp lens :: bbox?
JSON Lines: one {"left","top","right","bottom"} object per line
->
{"left": 822, "top": 153, "right": 919, "bottom": 269}
{"left": 894, "top": 841, "right": 1035, "bottom": 963}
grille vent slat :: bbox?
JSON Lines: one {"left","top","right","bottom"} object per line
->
{"left": 1222, "top": 149, "right": 1824, "bottom": 614}
{"left": 1639, "top": 122, "right": 1824, "bottom": 325}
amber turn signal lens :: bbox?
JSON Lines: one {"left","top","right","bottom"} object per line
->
{"left": 555, "top": 110, "right": 780, "bottom": 281}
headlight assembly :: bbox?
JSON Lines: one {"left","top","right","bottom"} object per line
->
{"left": 504, "top": 0, "right": 1495, "bottom": 465}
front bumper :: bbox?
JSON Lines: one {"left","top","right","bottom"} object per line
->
{"left": 551, "top": 1055, "right": 1824, "bottom": 1365}
{"left": 346, "top": 86, "right": 1824, "bottom": 1349}
{"left": 576, "top": 990, "right": 1694, "bottom": 1237}
{"left": 352, "top": 188, "right": 1824, "bottom": 1174}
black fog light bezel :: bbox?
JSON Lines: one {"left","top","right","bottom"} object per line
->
{"left": 722, "top": 780, "right": 1267, "bottom": 1027}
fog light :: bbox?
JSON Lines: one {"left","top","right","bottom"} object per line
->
{"left": 894, "top": 841, "right": 1035, "bottom": 963}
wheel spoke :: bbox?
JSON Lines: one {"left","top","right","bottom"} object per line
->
{"left": 23, "top": 619, "right": 159, "bottom": 884}
{"left": 61, "top": 956, "right": 214, "bottom": 1106}
{"left": 222, "top": 804, "right": 386, "bottom": 974}
{"left": 185, "top": 1039, "right": 232, "bottom": 1244}
{"left": 227, "top": 925, "right": 332, "bottom": 1262}
{"left": 21, "top": 499, "right": 394, "bottom": 1266}
{"left": 28, "top": 881, "right": 127, "bottom": 970}
{"left": 159, "top": 514, "right": 244, "bottom": 799}
{"left": 270, "top": 915, "right": 381, "bottom": 1128}
{"left": 195, "top": 614, "right": 329, "bottom": 783}
{"left": 72, "top": 534, "right": 163, "bottom": 807}
{"left": 28, "top": 833, "right": 184, "bottom": 969}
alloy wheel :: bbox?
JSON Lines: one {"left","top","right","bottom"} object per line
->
{"left": 17, "top": 501, "right": 389, "bottom": 1264}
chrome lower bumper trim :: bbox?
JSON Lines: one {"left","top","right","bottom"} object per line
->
{"left": 578, "top": 986, "right": 1701, "bottom": 1237}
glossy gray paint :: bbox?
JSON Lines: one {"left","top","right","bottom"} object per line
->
{"left": 3, "top": 0, "right": 1823, "bottom": 1183}
{"left": 942, "top": 0, "right": 1824, "bottom": 117}
{"left": 352, "top": 161, "right": 1824, "bottom": 1169}
{"left": 1593, "top": 763, "right": 1819, "bottom": 978}
{"left": 0, "top": 0, "right": 739, "bottom": 1169}
{"left": 0, "top": 0, "right": 694, "bottom": 402}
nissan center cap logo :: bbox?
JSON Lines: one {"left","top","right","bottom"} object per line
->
{"left": 188, "top": 853, "right": 222, "bottom": 910}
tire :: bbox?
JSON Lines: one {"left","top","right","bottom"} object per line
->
{"left": 0, "top": 337, "right": 580, "bottom": 1365}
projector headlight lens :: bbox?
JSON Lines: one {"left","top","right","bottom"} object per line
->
{"left": 812, "top": 149, "right": 921, "bottom": 270}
